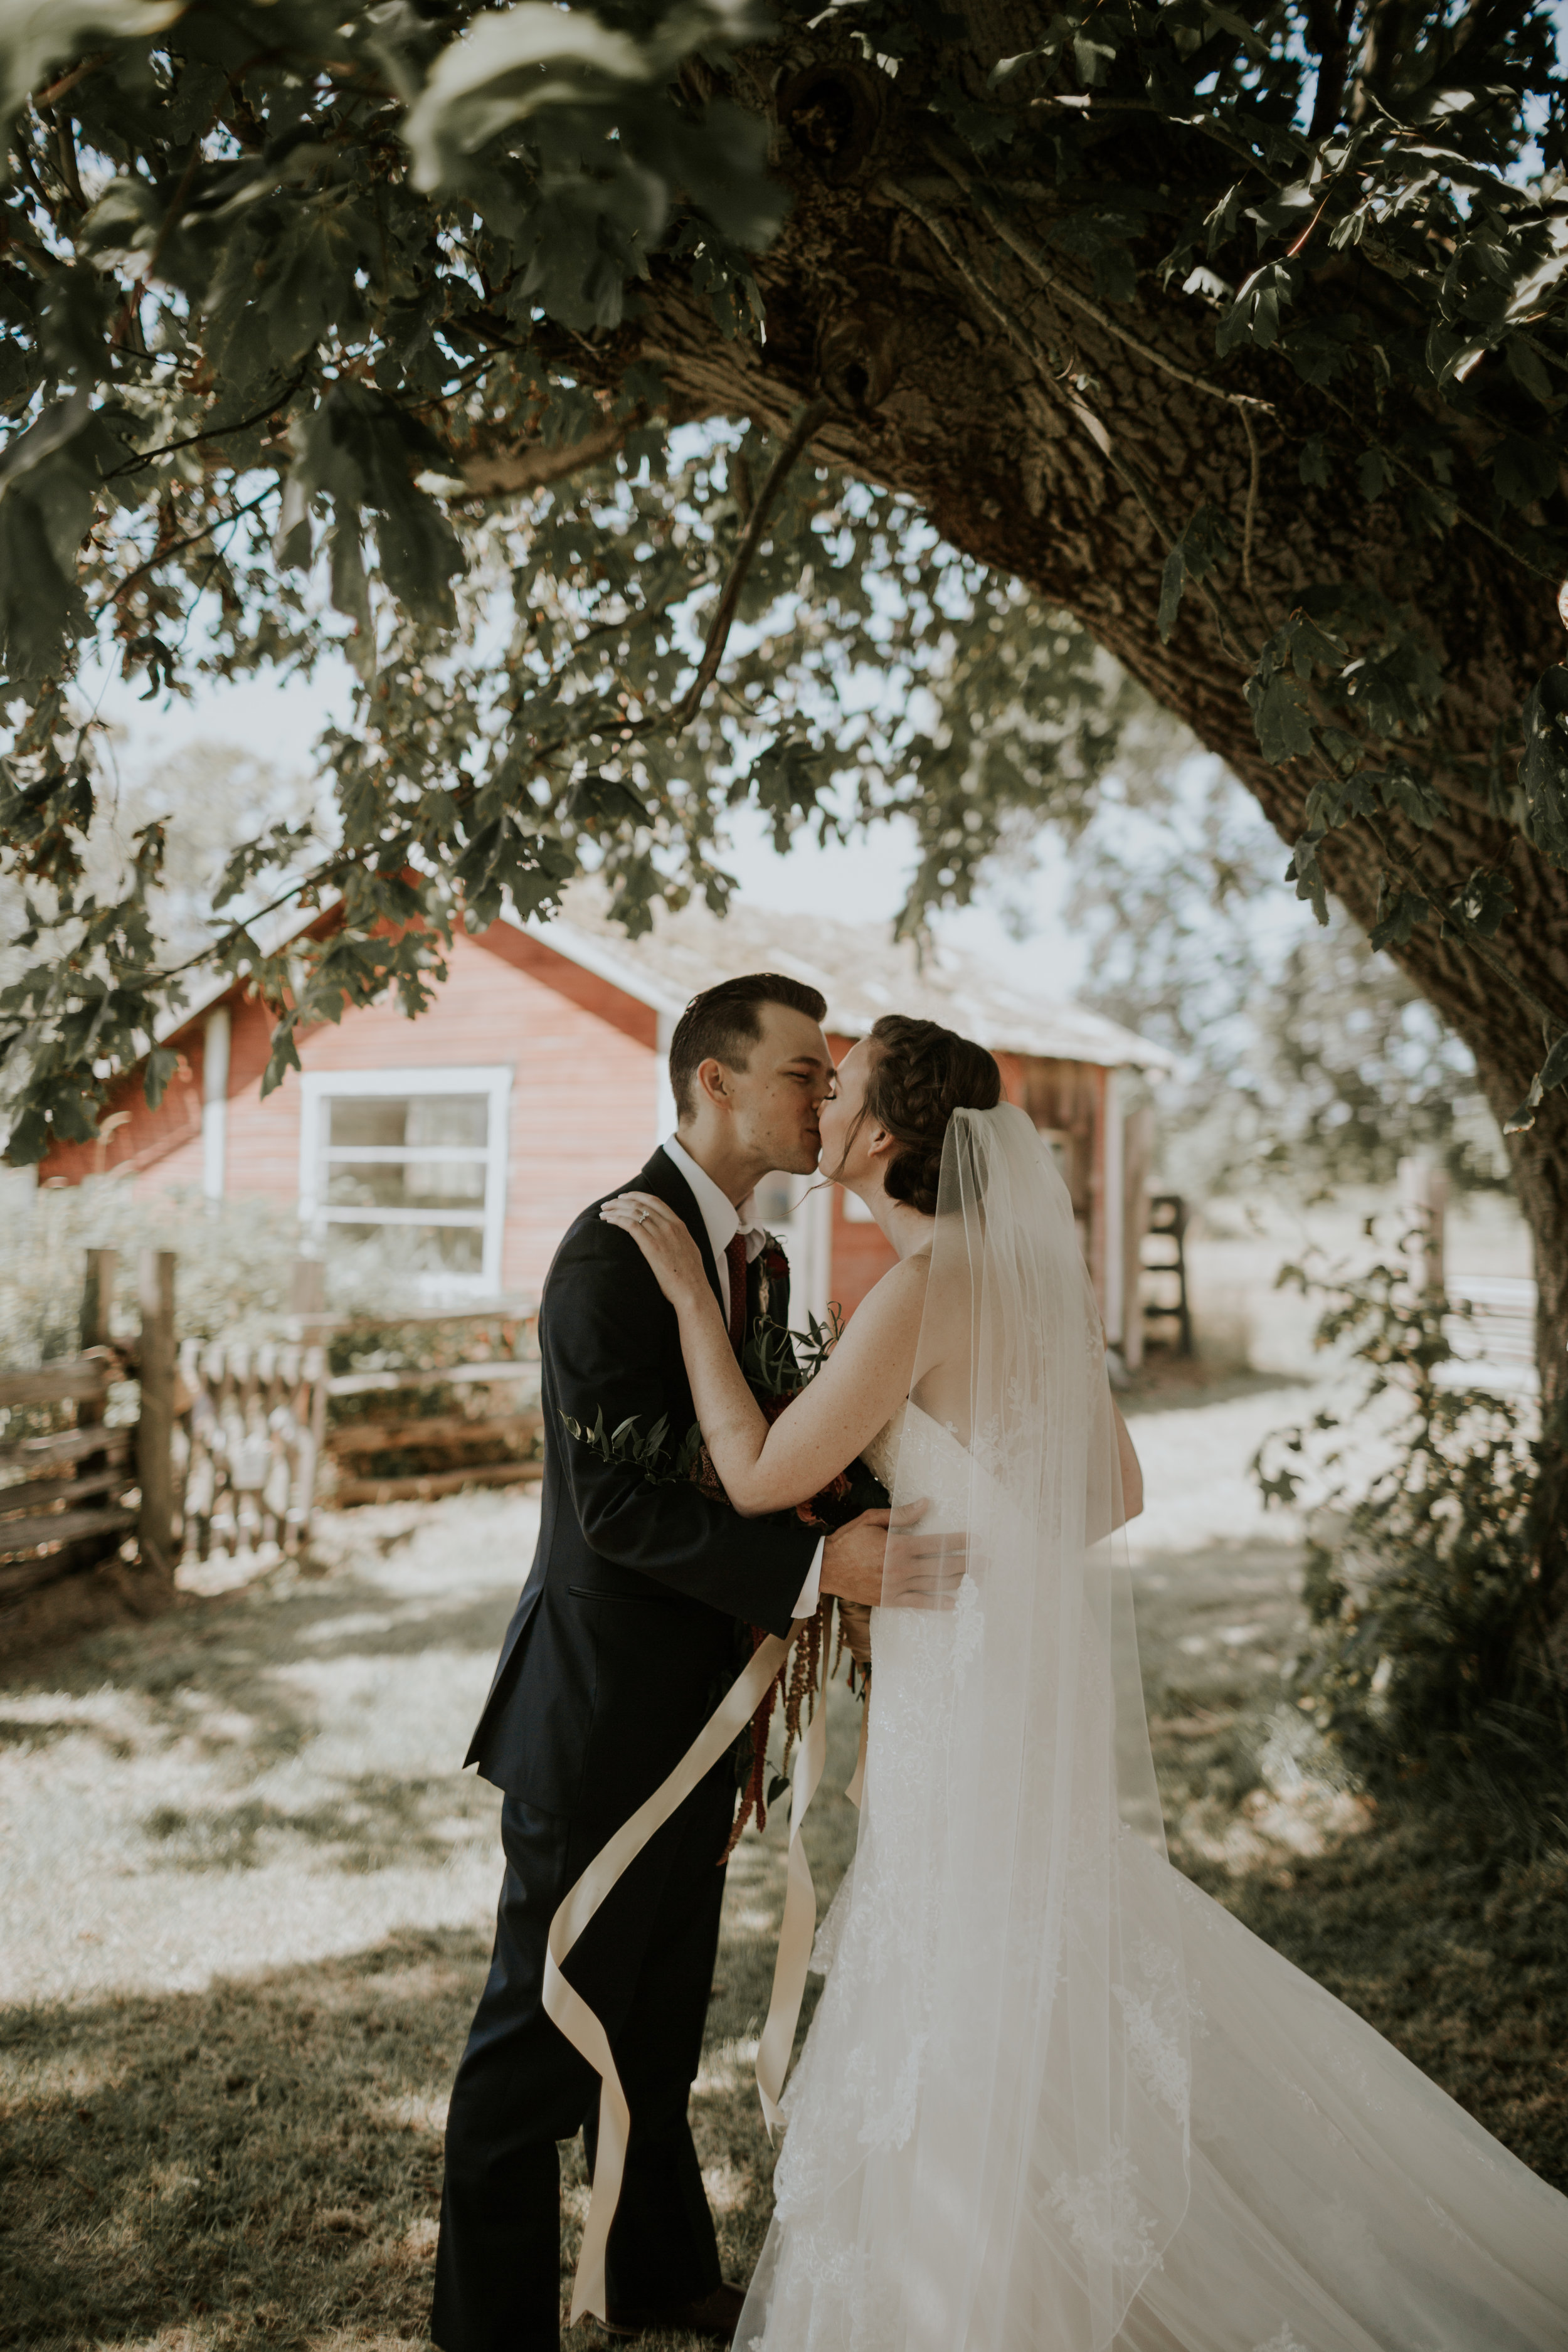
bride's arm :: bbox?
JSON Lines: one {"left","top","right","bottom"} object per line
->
{"left": 600, "top": 1190, "right": 928, "bottom": 1515}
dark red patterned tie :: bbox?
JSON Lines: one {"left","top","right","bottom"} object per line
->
{"left": 726, "top": 1232, "right": 748, "bottom": 1360}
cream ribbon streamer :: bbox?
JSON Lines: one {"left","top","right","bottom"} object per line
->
{"left": 755, "top": 1648, "right": 827, "bottom": 2137}
{"left": 543, "top": 1626, "right": 822, "bottom": 2324}
{"left": 845, "top": 1687, "right": 870, "bottom": 1809}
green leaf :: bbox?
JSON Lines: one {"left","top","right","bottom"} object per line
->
{"left": 1490, "top": 433, "right": 1558, "bottom": 511}
{"left": 1504, "top": 335, "right": 1556, "bottom": 406}
{"left": 143, "top": 1045, "right": 180, "bottom": 1110}
{"left": 1285, "top": 832, "right": 1329, "bottom": 924}
{"left": 1157, "top": 502, "right": 1231, "bottom": 644}
{"left": 1298, "top": 435, "right": 1331, "bottom": 488}
{"left": 1369, "top": 883, "right": 1429, "bottom": 953}
{"left": 1518, "top": 665, "right": 1568, "bottom": 866}
{"left": 1372, "top": 765, "right": 1444, "bottom": 829}
{"left": 1216, "top": 262, "right": 1298, "bottom": 358}
{"left": 404, "top": 6, "right": 653, "bottom": 191}
{"left": 0, "top": 0, "right": 179, "bottom": 135}
{"left": 260, "top": 1015, "right": 303, "bottom": 1098}
{"left": 568, "top": 772, "right": 650, "bottom": 828}
{"left": 3, "top": 1106, "right": 50, "bottom": 1166}
{"left": 1357, "top": 447, "right": 1394, "bottom": 501}
{"left": 1449, "top": 867, "right": 1515, "bottom": 939}
{"left": 1248, "top": 664, "right": 1315, "bottom": 761}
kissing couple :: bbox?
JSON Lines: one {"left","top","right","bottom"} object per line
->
{"left": 432, "top": 973, "right": 1568, "bottom": 2352}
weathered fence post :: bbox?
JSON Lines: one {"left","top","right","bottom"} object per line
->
{"left": 137, "top": 1249, "right": 177, "bottom": 1581}
{"left": 66, "top": 1249, "right": 120, "bottom": 1580}
{"left": 80, "top": 1249, "right": 118, "bottom": 1357}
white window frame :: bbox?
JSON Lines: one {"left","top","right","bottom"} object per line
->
{"left": 298, "top": 1065, "right": 512, "bottom": 1298}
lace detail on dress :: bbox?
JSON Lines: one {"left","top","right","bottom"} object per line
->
{"left": 1047, "top": 2141, "right": 1161, "bottom": 2267}
{"left": 1252, "top": 2328, "right": 1309, "bottom": 2352}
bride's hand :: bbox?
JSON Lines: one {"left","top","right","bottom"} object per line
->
{"left": 600, "top": 1192, "right": 710, "bottom": 1310}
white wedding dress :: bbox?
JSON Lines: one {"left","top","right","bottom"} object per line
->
{"left": 738, "top": 1110, "right": 1568, "bottom": 2352}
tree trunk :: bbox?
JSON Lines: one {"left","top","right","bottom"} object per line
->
{"left": 556, "top": 33, "right": 1568, "bottom": 1409}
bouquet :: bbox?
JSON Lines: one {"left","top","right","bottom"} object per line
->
{"left": 563, "top": 1281, "right": 885, "bottom": 1848}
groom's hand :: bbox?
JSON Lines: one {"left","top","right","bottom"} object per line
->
{"left": 822, "top": 1501, "right": 965, "bottom": 1610}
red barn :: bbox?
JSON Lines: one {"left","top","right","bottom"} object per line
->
{"left": 34, "top": 889, "right": 1170, "bottom": 1359}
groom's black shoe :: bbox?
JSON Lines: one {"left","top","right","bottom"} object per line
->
{"left": 594, "top": 2280, "right": 746, "bottom": 2342}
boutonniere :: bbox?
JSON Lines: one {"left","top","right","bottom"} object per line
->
{"left": 756, "top": 1231, "right": 789, "bottom": 1319}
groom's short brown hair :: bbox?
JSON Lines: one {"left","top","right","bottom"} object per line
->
{"left": 669, "top": 973, "right": 829, "bottom": 1120}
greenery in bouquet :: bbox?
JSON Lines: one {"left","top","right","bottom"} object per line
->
{"left": 563, "top": 1283, "right": 889, "bottom": 1532}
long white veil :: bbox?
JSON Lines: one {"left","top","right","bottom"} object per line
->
{"left": 744, "top": 1103, "right": 1193, "bottom": 2352}
{"left": 867, "top": 1101, "right": 1192, "bottom": 2348}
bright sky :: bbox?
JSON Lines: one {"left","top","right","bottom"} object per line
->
{"left": 96, "top": 652, "right": 1092, "bottom": 1000}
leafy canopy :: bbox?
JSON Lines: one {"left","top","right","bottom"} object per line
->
{"left": 2, "top": 0, "right": 1567, "bottom": 1158}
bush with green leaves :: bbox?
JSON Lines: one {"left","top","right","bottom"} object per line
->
{"left": 1256, "top": 1245, "right": 1568, "bottom": 1841}
{"left": 0, "top": 1169, "right": 432, "bottom": 1367}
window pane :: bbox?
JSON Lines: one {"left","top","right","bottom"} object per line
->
{"left": 327, "top": 1093, "right": 489, "bottom": 1149}
{"left": 408, "top": 1094, "right": 489, "bottom": 1148}
{"left": 327, "top": 1222, "right": 485, "bottom": 1274}
{"left": 326, "top": 1160, "right": 487, "bottom": 1210}
{"left": 329, "top": 1097, "right": 409, "bottom": 1148}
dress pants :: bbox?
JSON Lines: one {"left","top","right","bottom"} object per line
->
{"left": 432, "top": 1767, "right": 733, "bottom": 2352}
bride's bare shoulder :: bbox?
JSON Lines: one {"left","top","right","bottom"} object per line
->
{"left": 852, "top": 1248, "right": 933, "bottom": 1330}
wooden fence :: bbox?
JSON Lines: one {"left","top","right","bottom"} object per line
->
{"left": 0, "top": 1248, "right": 176, "bottom": 1621}
{"left": 315, "top": 1301, "right": 542, "bottom": 1506}
{"left": 179, "top": 1337, "right": 329, "bottom": 1561}
{"left": 3, "top": 1255, "right": 545, "bottom": 1640}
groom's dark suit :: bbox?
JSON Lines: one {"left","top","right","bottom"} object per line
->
{"left": 432, "top": 1147, "right": 821, "bottom": 2352}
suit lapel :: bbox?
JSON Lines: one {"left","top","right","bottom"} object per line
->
{"left": 639, "top": 1147, "right": 726, "bottom": 1317}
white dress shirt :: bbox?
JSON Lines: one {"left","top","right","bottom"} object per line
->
{"left": 661, "top": 1133, "right": 824, "bottom": 1619}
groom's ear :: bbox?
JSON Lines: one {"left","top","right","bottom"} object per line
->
{"left": 694, "top": 1056, "right": 731, "bottom": 1108}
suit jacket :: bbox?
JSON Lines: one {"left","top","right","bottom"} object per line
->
{"left": 465, "top": 1147, "right": 821, "bottom": 1818}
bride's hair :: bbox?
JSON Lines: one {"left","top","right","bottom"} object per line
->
{"left": 856, "top": 1014, "right": 1001, "bottom": 1214}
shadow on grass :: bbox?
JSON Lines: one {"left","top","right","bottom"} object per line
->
{"left": 0, "top": 1927, "right": 482, "bottom": 2352}
{"left": 0, "top": 1521, "right": 525, "bottom": 1885}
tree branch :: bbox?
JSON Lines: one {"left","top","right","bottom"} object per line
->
{"left": 132, "top": 402, "right": 832, "bottom": 1005}
{"left": 460, "top": 410, "right": 638, "bottom": 500}
{"left": 101, "top": 488, "right": 276, "bottom": 610}
{"left": 936, "top": 151, "right": 1274, "bottom": 418}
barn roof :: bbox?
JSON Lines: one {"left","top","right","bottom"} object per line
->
{"left": 146, "top": 880, "right": 1172, "bottom": 1074}
{"left": 516, "top": 887, "right": 1175, "bottom": 1073}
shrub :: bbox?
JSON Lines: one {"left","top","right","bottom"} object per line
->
{"left": 0, "top": 1171, "right": 428, "bottom": 1367}
{"left": 1255, "top": 1242, "right": 1568, "bottom": 1849}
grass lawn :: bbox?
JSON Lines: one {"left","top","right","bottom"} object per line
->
{"left": 1, "top": 1490, "right": 1564, "bottom": 2351}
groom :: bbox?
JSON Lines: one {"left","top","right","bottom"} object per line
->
{"left": 432, "top": 972, "right": 929, "bottom": 2351}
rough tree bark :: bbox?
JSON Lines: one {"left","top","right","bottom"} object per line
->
{"left": 539, "top": 28, "right": 1568, "bottom": 1411}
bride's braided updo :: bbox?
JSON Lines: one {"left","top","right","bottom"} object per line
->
{"left": 858, "top": 1014, "right": 1002, "bottom": 1214}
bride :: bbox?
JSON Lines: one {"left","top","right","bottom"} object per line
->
{"left": 601, "top": 1014, "right": 1568, "bottom": 2352}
